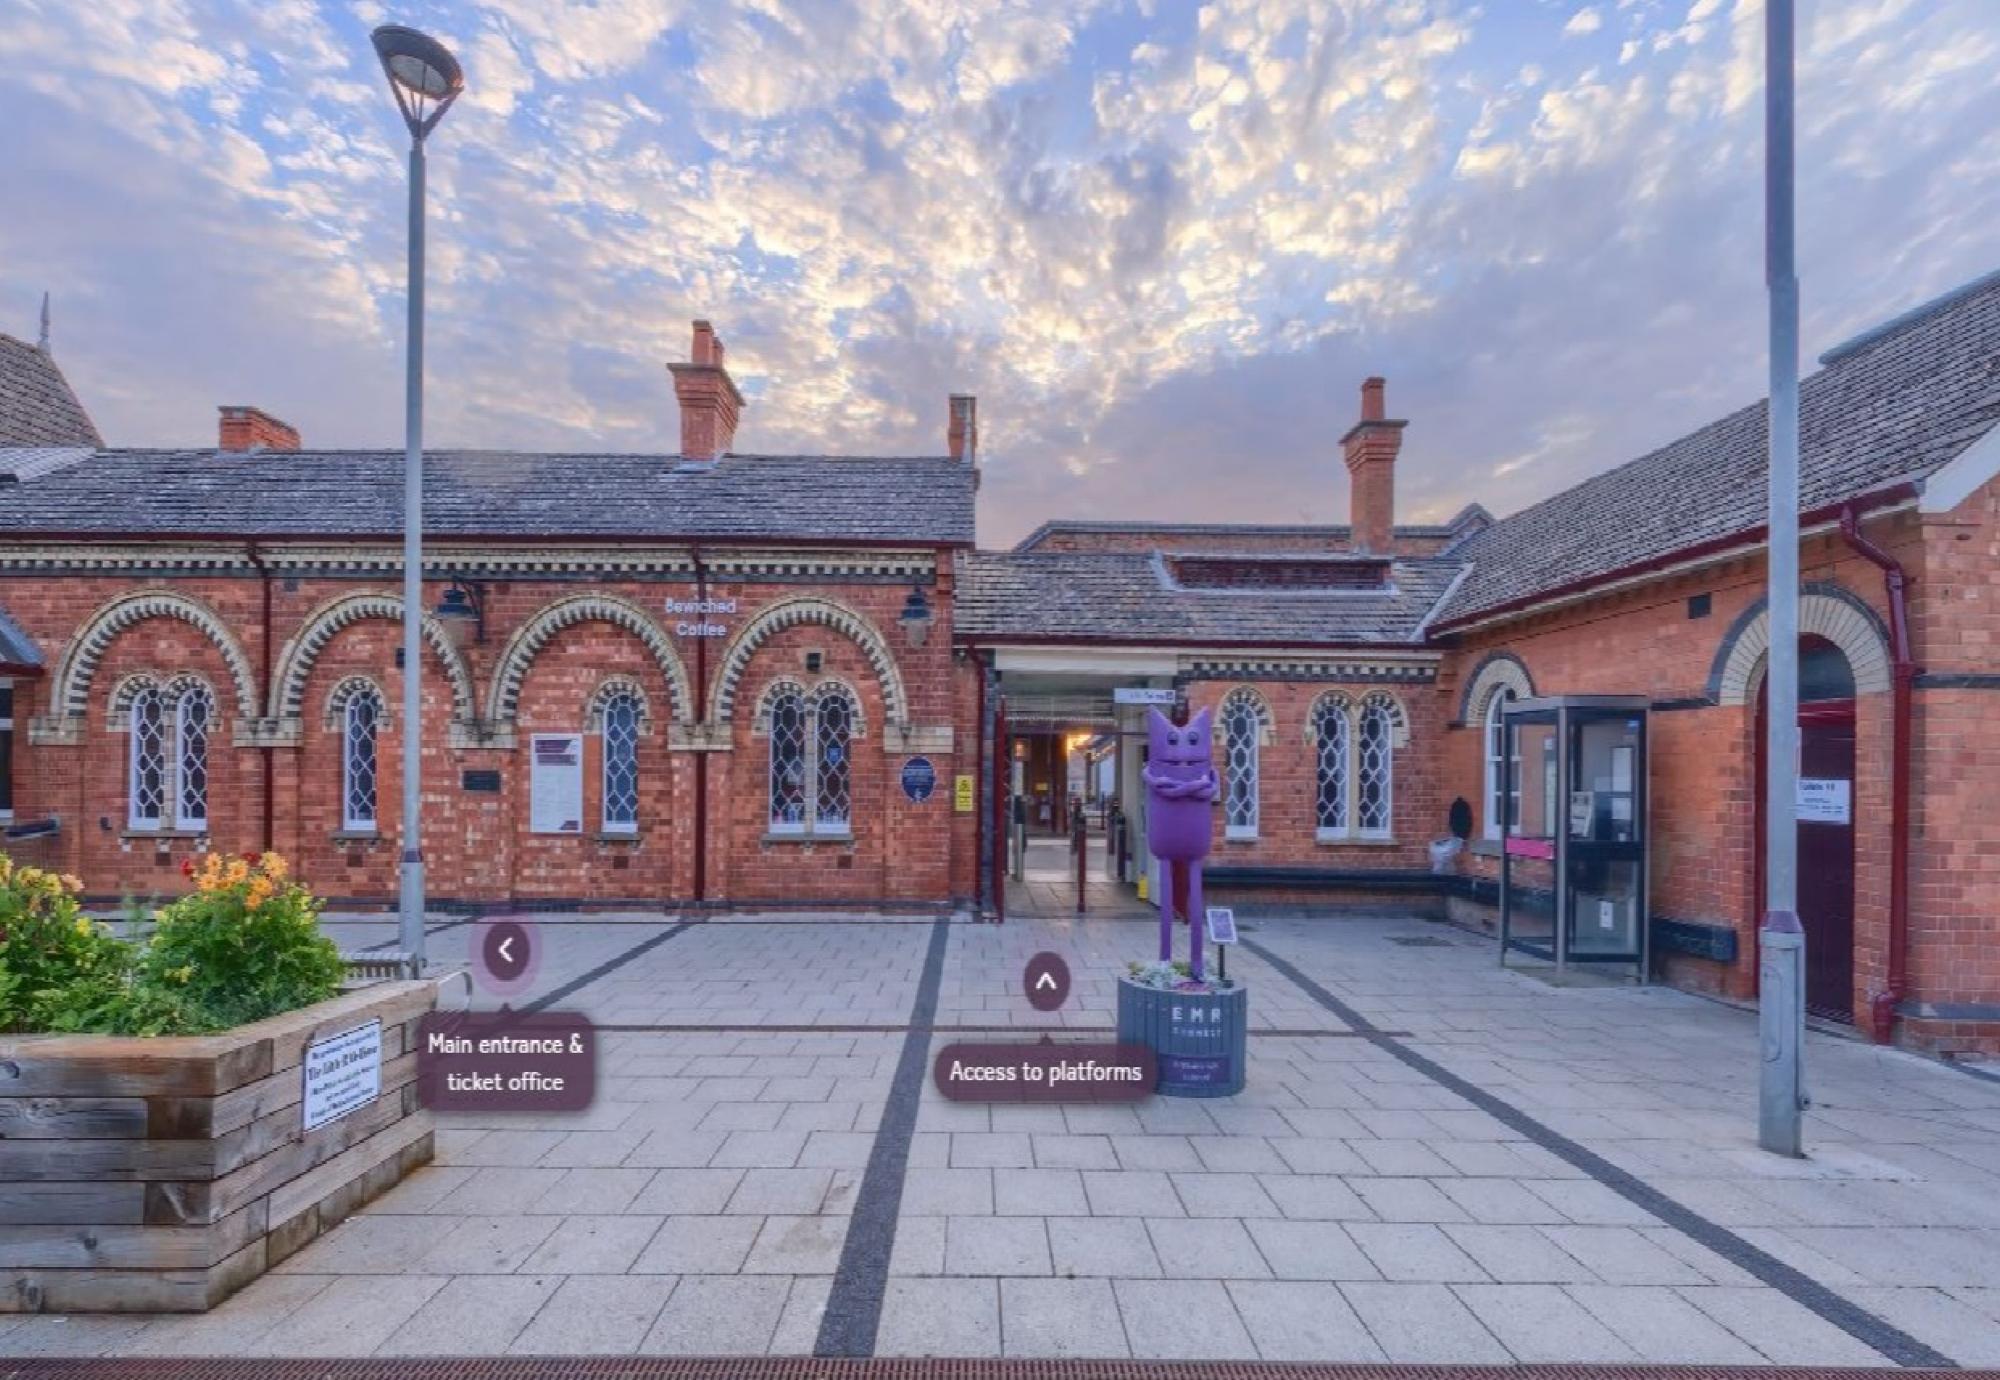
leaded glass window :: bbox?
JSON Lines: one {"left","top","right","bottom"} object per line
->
{"left": 129, "top": 686, "right": 166, "bottom": 830}
{"left": 768, "top": 686, "right": 808, "bottom": 832}
{"left": 1222, "top": 692, "right": 1260, "bottom": 839}
{"left": 814, "top": 685, "right": 853, "bottom": 832}
{"left": 602, "top": 691, "right": 640, "bottom": 834}
{"left": 1357, "top": 696, "right": 1393, "bottom": 836}
{"left": 174, "top": 684, "right": 212, "bottom": 829}
{"left": 344, "top": 688, "right": 380, "bottom": 832}
{"left": 1314, "top": 697, "right": 1350, "bottom": 837}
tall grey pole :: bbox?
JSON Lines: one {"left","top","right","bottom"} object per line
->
{"left": 398, "top": 135, "right": 428, "bottom": 969}
{"left": 1759, "top": 0, "right": 1805, "bottom": 1157}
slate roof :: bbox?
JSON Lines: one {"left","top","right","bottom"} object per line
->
{"left": 1436, "top": 270, "right": 2000, "bottom": 629}
{"left": 0, "top": 449, "right": 977, "bottom": 545}
{"left": 1014, "top": 505, "right": 1491, "bottom": 552}
{"left": 0, "top": 334, "right": 102, "bottom": 448}
{"left": 0, "top": 604, "right": 41, "bottom": 669}
{"left": 956, "top": 549, "right": 1466, "bottom": 645}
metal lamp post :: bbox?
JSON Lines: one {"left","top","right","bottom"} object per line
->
{"left": 372, "top": 24, "right": 464, "bottom": 971}
{"left": 1759, "top": 0, "right": 1807, "bottom": 1157}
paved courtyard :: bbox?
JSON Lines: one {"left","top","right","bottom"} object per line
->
{"left": 7, "top": 908, "right": 2000, "bottom": 1366}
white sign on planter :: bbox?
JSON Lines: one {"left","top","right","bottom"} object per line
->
{"left": 531, "top": 733, "right": 584, "bottom": 834}
{"left": 302, "top": 1019, "right": 382, "bottom": 1132}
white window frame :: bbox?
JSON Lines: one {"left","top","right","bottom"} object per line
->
{"left": 173, "top": 684, "right": 211, "bottom": 832}
{"left": 1312, "top": 695, "right": 1350, "bottom": 842}
{"left": 767, "top": 681, "right": 856, "bottom": 839}
{"left": 600, "top": 691, "right": 640, "bottom": 836}
{"left": 0, "top": 676, "right": 13, "bottom": 822}
{"left": 1482, "top": 687, "right": 1519, "bottom": 841}
{"left": 342, "top": 688, "right": 381, "bottom": 834}
{"left": 127, "top": 685, "right": 167, "bottom": 832}
{"left": 1356, "top": 696, "right": 1394, "bottom": 840}
{"left": 1222, "top": 691, "right": 1262, "bottom": 841}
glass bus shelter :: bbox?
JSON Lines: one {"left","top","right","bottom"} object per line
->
{"left": 1498, "top": 695, "right": 1650, "bottom": 980}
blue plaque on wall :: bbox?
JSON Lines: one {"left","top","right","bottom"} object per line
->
{"left": 901, "top": 756, "right": 937, "bottom": 803}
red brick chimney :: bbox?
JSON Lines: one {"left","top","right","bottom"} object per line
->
{"left": 1340, "top": 376, "right": 1405, "bottom": 553}
{"left": 948, "top": 394, "right": 978, "bottom": 463}
{"left": 667, "top": 320, "right": 744, "bottom": 459}
{"left": 217, "top": 405, "right": 300, "bottom": 453}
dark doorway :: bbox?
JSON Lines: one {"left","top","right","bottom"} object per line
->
{"left": 1756, "top": 636, "right": 1859, "bottom": 1023}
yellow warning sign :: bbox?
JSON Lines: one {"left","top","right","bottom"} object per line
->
{"left": 954, "top": 774, "right": 976, "bottom": 812}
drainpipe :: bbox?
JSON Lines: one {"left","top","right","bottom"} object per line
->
{"left": 691, "top": 546, "right": 709, "bottom": 905}
{"left": 246, "top": 540, "right": 276, "bottom": 855}
{"left": 1838, "top": 504, "right": 1918, "bottom": 1043}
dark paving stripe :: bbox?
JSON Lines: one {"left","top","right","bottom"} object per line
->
{"left": 815, "top": 914, "right": 952, "bottom": 1357}
{"left": 1241, "top": 936, "right": 1959, "bottom": 1371}
{"left": 0, "top": 1359, "right": 1966, "bottom": 1378}
{"left": 517, "top": 922, "right": 695, "bottom": 1015}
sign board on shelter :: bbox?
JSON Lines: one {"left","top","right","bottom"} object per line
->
{"left": 1796, "top": 777, "right": 1851, "bottom": 825}
{"left": 302, "top": 1019, "right": 382, "bottom": 1132}
{"left": 1113, "top": 687, "right": 1177, "bottom": 706}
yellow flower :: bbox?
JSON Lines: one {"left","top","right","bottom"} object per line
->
{"left": 245, "top": 879, "right": 274, "bottom": 909}
{"left": 169, "top": 965, "right": 193, "bottom": 984}
{"left": 74, "top": 916, "right": 92, "bottom": 936}
{"left": 59, "top": 874, "right": 83, "bottom": 894}
{"left": 225, "top": 858, "right": 250, "bottom": 886}
{"left": 262, "top": 853, "right": 290, "bottom": 881}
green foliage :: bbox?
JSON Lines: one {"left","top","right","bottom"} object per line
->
{"left": 0, "top": 852, "right": 345, "bottom": 1037}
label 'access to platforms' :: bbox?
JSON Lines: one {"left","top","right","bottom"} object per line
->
{"left": 416, "top": 1009, "right": 598, "bottom": 1114}
{"left": 933, "top": 1040, "right": 1157, "bottom": 1102}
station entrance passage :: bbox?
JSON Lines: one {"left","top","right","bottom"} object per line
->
{"left": 988, "top": 651, "right": 1169, "bottom": 922}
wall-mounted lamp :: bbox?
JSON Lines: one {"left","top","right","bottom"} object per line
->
{"left": 434, "top": 575, "right": 488, "bottom": 649}
{"left": 899, "top": 584, "right": 933, "bottom": 648}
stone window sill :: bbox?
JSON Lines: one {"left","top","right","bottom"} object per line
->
{"left": 595, "top": 830, "right": 642, "bottom": 844}
{"left": 1317, "top": 834, "right": 1400, "bottom": 848}
{"left": 762, "top": 831, "right": 854, "bottom": 846}
{"left": 122, "top": 828, "right": 207, "bottom": 844}
{"left": 331, "top": 829, "right": 383, "bottom": 844}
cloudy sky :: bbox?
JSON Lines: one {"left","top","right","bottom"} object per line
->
{"left": 2, "top": 0, "right": 1995, "bottom": 545}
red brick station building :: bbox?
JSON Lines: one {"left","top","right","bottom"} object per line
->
{"left": 2, "top": 277, "right": 1998, "bottom": 1054}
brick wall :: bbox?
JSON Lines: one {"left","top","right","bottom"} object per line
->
{"left": 0, "top": 562, "right": 961, "bottom": 912}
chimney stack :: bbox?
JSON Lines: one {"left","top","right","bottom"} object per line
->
{"left": 948, "top": 394, "right": 978, "bottom": 463}
{"left": 668, "top": 320, "right": 744, "bottom": 460}
{"left": 218, "top": 405, "right": 300, "bottom": 453}
{"left": 1339, "top": 376, "right": 1404, "bottom": 554}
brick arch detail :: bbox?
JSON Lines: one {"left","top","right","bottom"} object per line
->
{"left": 324, "top": 674, "right": 389, "bottom": 731}
{"left": 1218, "top": 685, "right": 1275, "bottom": 747}
{"left": 51, "top": 590, "right": 258, "bottom": 723}
{"left": 490, "top": 594, "right": 692, "bottom": 730}
{"left": 1359, "top": 689, "right": 1412, "bottom": 750}
{"left": 711, "top": 596, "right": 908, "bottom": 729}
{"left": 271, "top": 592, "right": 476, "bottom": 726}
{"left": 584, "top": 675, "right": 653, "bottom": 734}
{"left": 1457, "top": 650, "right": 1535, "bottom": 725}
{"left": 1304, "top": 689, "right": 1354, "bottom": 746}
{"left": 1710, "top": 583, "right": 1891, "bottom": 707}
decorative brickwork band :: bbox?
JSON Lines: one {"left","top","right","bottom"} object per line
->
{"left": 490, "top": 593, "right": 692, "bottom": 731}
{"left": 1710, "top": 582, "right": 1892, "bottom": 707}
{"left": 48, "top": 590, "right": 258, "bottom": 725}
{"left": 270, "top": 591, "right": 477, "bottom": 728}
{"left": 711, "top": 595, "right": 909, "bottom": 729}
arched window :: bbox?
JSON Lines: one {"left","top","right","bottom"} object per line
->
{"left": 128, "top": 685, "right": 167, "bottom": 830}
{"left": 343, "top": 687, "right": 381, "bottom": 833}
{"left": 1482, "top": 687, "right": 1519, "bottom": 840}
{"left": 1221, "top": 692, "right": 1261, "bottom": 839}
{"left": 601, "top": 690, "right": 640, "bottom": 834}
{"left": 767, "top": 681, "right": 856, "bottom": 837}
{"left": 174, "top": 683, "right": 212, "bottom": 830}
{"left": 1313, "top": 696, "right": 1350, "bottom": 839}
{"left": 128, "top": 681, "right": 212, "bottom": 832}
{"left": 1357, "top": 696, "right": 1394, "bottom": 837}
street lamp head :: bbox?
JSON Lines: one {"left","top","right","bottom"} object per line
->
{"left": 371, "top": 24, "right": 464, "bottom": 140}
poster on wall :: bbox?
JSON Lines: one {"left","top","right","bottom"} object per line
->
{"left": 531, "top": 734, "right": 584, "bottom": 834}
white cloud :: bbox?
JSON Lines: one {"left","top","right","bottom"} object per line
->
{"left": 1564, "top": 7, "right": 1605, "bottom": 36}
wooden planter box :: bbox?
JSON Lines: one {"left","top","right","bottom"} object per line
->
{"left": 0, "top": 980, "right": 436, "bottom": 1313}
{"left": 1116, "top": 977, "right": 1247, "bottom": 1098}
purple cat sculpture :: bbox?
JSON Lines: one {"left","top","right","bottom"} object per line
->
{"left": 1142, "top": 707, "right": 1219, "bottom": 981}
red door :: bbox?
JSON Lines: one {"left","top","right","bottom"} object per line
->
{"left": 1796, "top": 701, "right": 1857, "bottom": 1021}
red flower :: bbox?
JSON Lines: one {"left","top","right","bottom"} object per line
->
{"left": 242, "top": 851, "right": 261, "bottom": 864}
{"left": 180, "top": 858, "right": 195, "bottom": 878}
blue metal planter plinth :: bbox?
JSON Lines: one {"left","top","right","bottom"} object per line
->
{"left": 1116, "top": 977, "right": 1247, "bottom": 1098}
